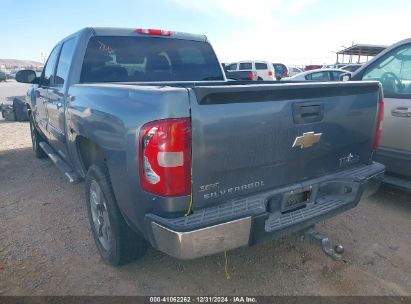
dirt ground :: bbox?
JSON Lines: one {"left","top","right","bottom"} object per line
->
{"left": 0, "top": 121, "right": 411, "bottom": 296}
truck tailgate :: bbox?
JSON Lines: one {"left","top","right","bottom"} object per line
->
{"left": 189, "top": 81, "right": 381, "bottom": 208}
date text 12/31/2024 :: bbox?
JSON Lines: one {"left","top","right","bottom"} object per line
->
{"left": 149, "top": 296, "right": 257, "bottom": 303}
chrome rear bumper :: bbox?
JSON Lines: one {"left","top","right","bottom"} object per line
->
{"left": 151, "top": 217, "right": 251, "bottom": 260}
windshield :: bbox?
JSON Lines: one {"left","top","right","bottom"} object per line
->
{"left": 80, "top": 36, "right": 224, "bottom": 82}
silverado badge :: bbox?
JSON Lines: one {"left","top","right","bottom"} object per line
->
{"left": 292, "top": 132, "right": 322, "bottom": 149}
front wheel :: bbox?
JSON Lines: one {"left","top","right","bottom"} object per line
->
{"left": 85, "top": 163, "right": 147, "bottom": 266}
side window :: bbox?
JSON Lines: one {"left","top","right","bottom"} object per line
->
{"left": 331, "top": 71, "right": 343, "bottom": 80}
{"left": 306, "top": 71, "right": 329, "bottom": 81}
{"left": 227, "top": 63, "right": 237, "bottom": 70}
{"left": 54, "top": 39, "right": 76, "bottom": 86}
{"left": 41, "top": 46, "right": 60, "bottom": 87}
{"left": 363, "top": 44, "right": 411, "bottom": 97}
{"left": 239, "top": 62, "right": 252, "bottom": 70}
{"left": 255, "top": 63, "right": 268, "bottom": 70}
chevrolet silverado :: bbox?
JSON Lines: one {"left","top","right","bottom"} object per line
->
{"left": 16, "top": 27, "right": 385, "bottom": 266}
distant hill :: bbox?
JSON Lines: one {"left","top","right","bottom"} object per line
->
{"left": 0, "top": 59, "right": 43, "bottom": 69}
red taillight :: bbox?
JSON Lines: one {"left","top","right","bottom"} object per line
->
{"left": 136, "top": 28, "right": 172, "bottom": 36}
{"left": 285, "top": 70, "right": 289, "bottom": 77}
{"left": 139, "top": 118, "right": 191, "bottom": 196}
{"left": 373, "top": 100, "right": 384, "bottom": 150}
{"left": 249, "top": 71, "right": 255, "bottom": 80}
{"left": 268, "top": 71, "right": 273, "bottom": 77}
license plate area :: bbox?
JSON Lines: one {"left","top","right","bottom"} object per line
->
{"left": 281, "top": 190, "right": 311, "bottom": 213}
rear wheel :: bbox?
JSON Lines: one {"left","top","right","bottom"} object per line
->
{"left": 85, "top": 163, "right": 147, "bottom": 266}
{"left": 29, "top": 117, "right": 47, "bottom": 159}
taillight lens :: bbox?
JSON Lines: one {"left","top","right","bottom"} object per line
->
{"left": 249, "top": 71, "right": 254, "bottom": 80}
{"left": 139, "top": 118, "right": 191, "bottom": 196}
{"left": 373, "top": 100, "right": 384, "bottom": 150}
{"left": 268, "top": 71, "right": 273, "bottom": 77}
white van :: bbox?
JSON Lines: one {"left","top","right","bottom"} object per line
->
{"left": 228, "top": 61, "right": 276, "bottom": 81}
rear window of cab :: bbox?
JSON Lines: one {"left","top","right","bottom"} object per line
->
{"left": 80, "top": 36, "right": 224, "bottom": 82}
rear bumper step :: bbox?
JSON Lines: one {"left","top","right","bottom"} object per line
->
{"left": 146, "top": 162, "right": 384, "bottom": 260}
{"left": 265, "top": 198, "right": 354, "bottom": 232}
{"left": 39, "top": 141, "right": 81, "bottom": 184}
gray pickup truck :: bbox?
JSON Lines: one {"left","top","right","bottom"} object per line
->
{"left": 16, "top": 27, "right": 385, "bottom": 266}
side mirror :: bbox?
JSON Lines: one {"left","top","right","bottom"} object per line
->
{"left": 16, "top": 70, "right": 38, "bottom": 84}
{"left": 340, "top": 73, "right": 351, "bottom": 81}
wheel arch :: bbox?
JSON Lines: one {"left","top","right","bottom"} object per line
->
{"left": 76, "top": 135, "right": 107, "bottom": 174}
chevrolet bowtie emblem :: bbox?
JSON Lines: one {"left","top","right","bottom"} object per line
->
{"left": 292, "top": 131, "right": 322, "bottom": 149}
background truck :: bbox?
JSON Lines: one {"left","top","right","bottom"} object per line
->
{"left": 343, "top": 38, "right": 411, "bottom": 191}
{"left": 17, "top": 27, "right": 384, "bottom": 266}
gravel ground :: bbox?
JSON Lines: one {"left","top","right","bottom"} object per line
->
{"left": 0, "top": 84, "right": 410, "bottom": 296}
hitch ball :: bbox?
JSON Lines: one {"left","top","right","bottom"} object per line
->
{"left": 334, "top": 244, "right": 344, "bottom": 254}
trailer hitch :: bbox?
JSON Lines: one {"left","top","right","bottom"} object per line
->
{"left": 303, "top": 227, "right": 344, "bottom": 261}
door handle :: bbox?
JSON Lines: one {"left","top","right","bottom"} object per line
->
{"left": 391, "top": 106, "right": 411, "bottom": 117}
{"left": 293, "top": 103, "right": 324, "bottom": 124}
{"left": 300, "top": 105, "right": 321, "bottom": 118}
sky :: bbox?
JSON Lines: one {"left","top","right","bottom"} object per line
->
{"left": 1, "top": 0, "right": 411, "bottom": 66}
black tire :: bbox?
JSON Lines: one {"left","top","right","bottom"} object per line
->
{"left": 29, "top": 117, "right": 47, "bottom": 159}
{"left": 85, "top": 163, "right": 147, "bottom": 266}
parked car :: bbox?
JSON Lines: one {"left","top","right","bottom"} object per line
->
{"left": 272, "top": 63, "right": 288, "bottom": 79}
{"left": 16, "top": 27, "right": 384, "bottom": 266}
{"left": 227, "top": 60, "right": 276, "bottom": 80}
{"left": 288, "top": 66, "right": 304, "bottom": 77}
{"left": 0, "top": 71, "right": 7, "bottom": 82}
{"left": 286, "top": 68, "right": 346, "bottom": 81}
{"left": 343, "top": 38, "right": 411, "bottom": 190}
{"left": 341, "top": 64, "right": 362, "bottom": 72}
